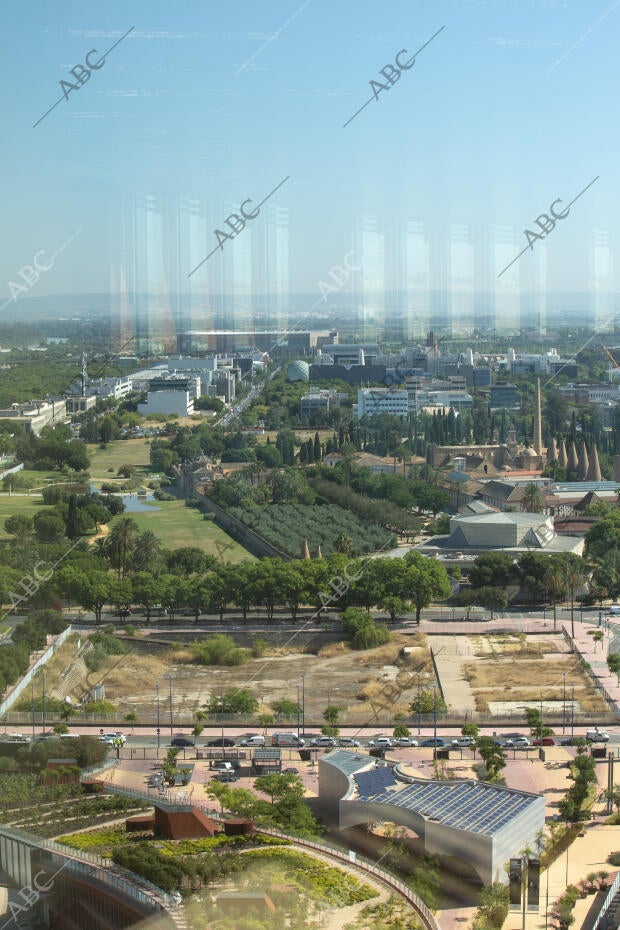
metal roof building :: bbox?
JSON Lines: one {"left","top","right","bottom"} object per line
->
{"left": 319, "top": 751, "right": 545, "bottom": 885}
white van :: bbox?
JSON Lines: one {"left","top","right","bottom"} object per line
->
{"left": 240, "top": 735, "right": 265, "bottom": 747}
{"left": 586, "top": 729, "right": 610, "bottom": 742}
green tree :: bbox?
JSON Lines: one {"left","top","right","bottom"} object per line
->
{"left": 475, "top": 586, "right": 508, "bottom": 618}
{"left": 469, "top": 553, "right": 516, "bottom": 589}
{"left": 474, "top": 882, "right": 509, "bottom": 930}
{"left": 206, "top": 688, "right": 258, "bottom": 715}
{"left": 272, "top": 698, "right": 299, "bottom": 717}
{"left": 525, "top": 708, "right": 554, "bottom": 738}
{"left": 477, "top": 736, "right": 506, "bottom": 781}
{"left": 402, "top": 551, "right": 451, "bottom": 623}
{"left": 607, "top": 652, "right": 620, "bottom": 684}
{"left": 522, "top": 483, "right": 545, "bottom": 514}
{"left": 66, "top": 494, "right": 80, "bottom": 539}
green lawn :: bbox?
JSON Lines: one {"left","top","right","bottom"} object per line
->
{"left": 3, "top": 469, "right": 63, "bottom": 490}
{"left": 111, "top": 499, "right": 253, "bottom": 562}
{"left": 88, "top": 439, "right": 152, "bottom": 480}
{"left": 0, "top": 493, "right": 47, "bottom": 537}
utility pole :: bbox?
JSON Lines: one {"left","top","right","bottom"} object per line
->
{"left": 301, "top": 674, "right": 305, "bottom": 737}
{"left": 562, "top": 673, "right": 567, "bottom": 735}
{"left": 156, "top": 684, "right": 160, "bottom": 758}
{"left": 167, "top": 674, "right": 173, "bottom": 737}
{"left": 296, "top": 685, "right": 301, "bottom": 744}
{"left": 417, "top": 674, "right": 422, "bottom": 735}
{"left": 571, "top": 683, "right": 575, "bottom": 741}
{"left": 42, "top": 670, "right": 46, "bottom": 735}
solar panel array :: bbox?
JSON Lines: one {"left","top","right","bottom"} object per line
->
{"left": 253, "top": 749, "right": 281, "bottom": 761}
{"left": 354, "top": 767, "right": 397, "bottom": 798}
{"left": 369, "top": 780, "right": 536, "bottom": 836}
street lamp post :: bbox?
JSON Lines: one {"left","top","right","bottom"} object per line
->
{"left": 417, "top": 674, "right": 421, "bottom": 736}
{"left": 296, "top": 685, "right": 301, "bottom": 743}
{"left": 31, "top": 681, "right": 35, "bottom": 739}
{"left": 543, "top": 589, "right": 547, "bottom": 621}
{"left": 301, "top": 675, "right": 305, "bottom": 738}
{"left": 220, "top": 691, "right": 225, "bottom": 746}
{"left": 42, "top": 670, "right": 46, "bottom": 735}
{"left": 167, "top": 674, "right": 173, "bottom": 737}
{"left": 156, "top": 684, "right": 160, "bottom": 757}
{"left": 562, "top": 673, "right": 567, "bottom": 735}
{"left": 571, "top": 683, "right": 575, "bottom": 741}
{"left": 433, "top": 685, "right": 438, "bottom": 754}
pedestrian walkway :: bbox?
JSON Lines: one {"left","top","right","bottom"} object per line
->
{"left": 565, "top": 618, "right": 620, "bottom": 715}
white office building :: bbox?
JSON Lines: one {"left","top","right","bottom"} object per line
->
{"left": 357, "top": 388, "right": 408, "bottom": 420}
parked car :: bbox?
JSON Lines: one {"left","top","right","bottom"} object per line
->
{"left": 211, "top": 761, "right": 234, "bottom": 772}
{"left": 451, "top": 736, "right": 476, "bottom": 748}
{"left": 338, "top": 737, "right": 361, "bottom": 748}
{"left": 214, "top": 771, "right": 237, "bottom": 782}
{"left": 283, "top": 767, "right": 300, "bottom": 774}
{"left": 586, "top": 729, "right": 610, "bottom": 742}
{"left": 420, "top": 737, "right": 446, "bottom": 748}
{"left": 171, "top": 736, "right": 195, "bottom": 747}
{"left": 559, "top": 736, "right": 584, "bottom": 746}
{"left": 367, "top": 737, "right": 393, "bottom": 748}
{"left": 532, "top": 737, "right": 555, "bottom": 746}
{"left": 239, "top": 735, "right": 265, "bottom": 747}
{"left": 393, "top": 737, "right": 419, "bottom": 747}
{"left": 310, "top": 736, "right": 337, "bottom": 747}
{"left": 206, "top": 737, "right": 235, "bottom": 747}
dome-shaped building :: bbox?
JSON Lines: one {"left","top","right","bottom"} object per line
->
{"left": 287, "top": 360, "right": 310, "bottom": 382}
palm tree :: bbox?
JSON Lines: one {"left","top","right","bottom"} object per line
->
{"left": 565, "top": 561, "right": 587, "bottom": 638}
{"left": 544, "top": 565, "right": 565, "bottom": 631}
{"left": 335, "top": 533, "right": 352, "bottom": 555}
{"left": 523, "top": 483, "right": 545, "bottom": 514}
{"left": 133, "top": 530, "right": 162, "bottom": 573}
{"left": 107, "top": 517, "right": 139, "bottom": 578}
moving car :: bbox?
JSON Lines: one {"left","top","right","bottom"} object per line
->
{"left": 505, "top": 736, "right": 531, "bottom": 748}
{"left": 239, "top": 735, "right": 265, "bottom": 747}
{"left": 586, "top": 729, "right": 610, "bottom": 742}
{"left": 206, "top": 737, "right": 235, "bottom": 747}
{"left": 420, "top": 737, "right": 446, "bottom": 748}
{"left": 451, "top": 736, "right": 476, "bottom": 748}
{"left": 102, "top": 732, "right": 126, "bottom": 745}
{"left": 338, "top": 737, "right": 361, "bottom": 748}
{"left": 367, "top": 737, "right": 393, "bottom": 748}
{"left": 310, "top": 736, "right": 337, "bottom": 747}
{"left": 171, "top": 735, "right": 195, "bottom": 747}
{"left": 393, "top": 737, "right": 419, "bottom": 747}
{"left": 532, "top": 736, "right": 555, "bottom": 746}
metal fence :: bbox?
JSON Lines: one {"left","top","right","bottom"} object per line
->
{"left": 0, "top": 625, "right": 74, "bottom": 718}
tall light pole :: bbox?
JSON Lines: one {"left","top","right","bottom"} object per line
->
{"left": 562, "top": 673, "right": 567, "bottom": 735}
{"left": 167, "top": 674, "right": 173, "bottom": 737}
{"left": 301, "top": 675, "right": 305, "bottom": 737}
{"left": 156, "top": 684, "right": 161, "bottom": 757}
{"left": 31, "top": 680, "right": 35, "bottom": 739}
{"left": 296, "top": 685, "right": 301, "bottom": 743}
{"left": 417, "top": 674, "right": 422, "bottom": 736}
{"left": 220, "top": 691, "right": 225, "bottom": 746}
{"left": 433, "top": 684, "right": 438, "bottom": 753}
{"left": 41, "top": 670, "right": 46, "bottom": 735}
{"left": 571, "top": 683, "right": 575, "bottom": 741}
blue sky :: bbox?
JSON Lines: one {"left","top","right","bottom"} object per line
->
{"left": 1, "top": 0, "right": 618, "bottom": 307}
